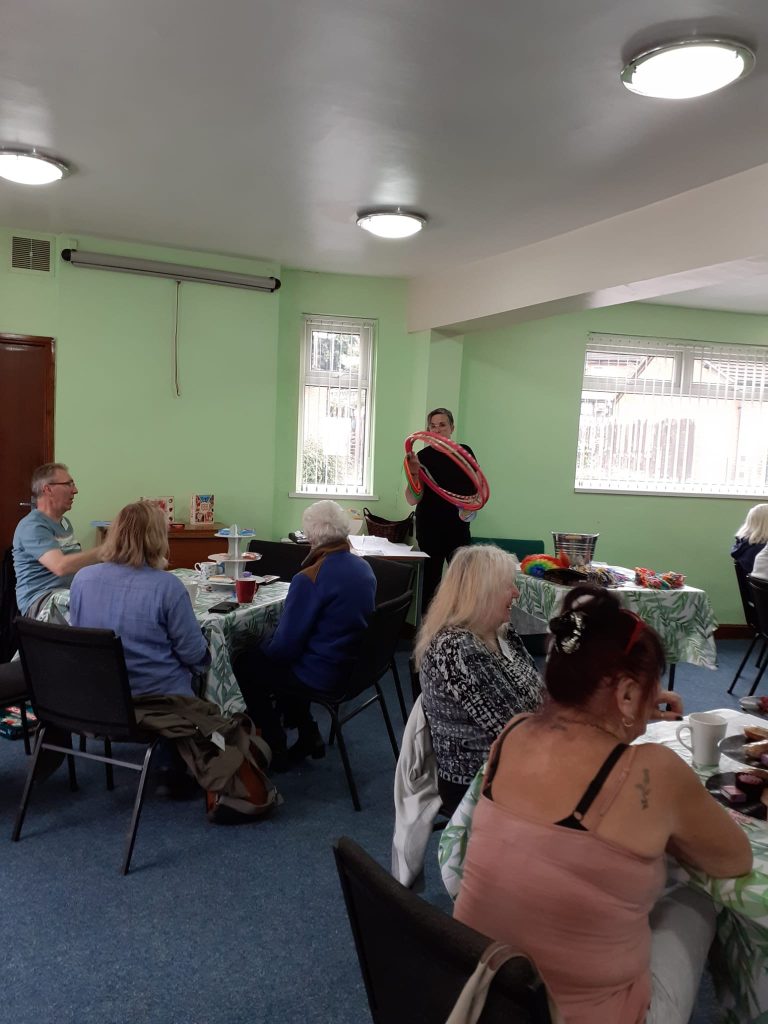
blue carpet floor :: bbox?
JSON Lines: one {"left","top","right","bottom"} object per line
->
{"left": 0, "top": 639, "right": 758, "bottom": 1023}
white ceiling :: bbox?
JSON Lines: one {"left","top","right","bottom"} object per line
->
{"left": 2, "top": 0, "right": 768, "bottom": 288}
{"left": 645, "top": 274, "right": 768, "bottom": 315}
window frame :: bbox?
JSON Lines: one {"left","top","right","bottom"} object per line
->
{"left": 574, "top": 333, "right": 768, "bottom": 499}
{"left": 293, "top": 313, "right": 377, "bottom": 499}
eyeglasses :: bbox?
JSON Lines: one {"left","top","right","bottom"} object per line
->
{"left": 48, "top": 480, "right": 76, "bottom": 489}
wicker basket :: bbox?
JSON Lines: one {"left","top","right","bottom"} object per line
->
{"left": 552, "top": 532, "right": 599, "bottom": 567}
{"left": 363, "top": 508, "right": 414, "bottom": 545}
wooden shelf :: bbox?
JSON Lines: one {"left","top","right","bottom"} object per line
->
{"left": 97, "top": 522, "right": 228, "bottom": 570}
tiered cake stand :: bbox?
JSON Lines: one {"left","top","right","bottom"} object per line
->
{"left": 209, "top": 525, "right": 260, "bottom": 581}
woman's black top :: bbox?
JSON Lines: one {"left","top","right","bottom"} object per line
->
{"left": 415, "top": 443, "right": 476, "bottom": 545}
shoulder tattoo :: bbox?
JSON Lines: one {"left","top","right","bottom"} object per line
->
{"left": 635, "top": 768, "right": 650, "bottom": 810}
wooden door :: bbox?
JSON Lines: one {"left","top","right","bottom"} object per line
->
{"left": 0, "top": 334, "right": 54, "bottom": 552}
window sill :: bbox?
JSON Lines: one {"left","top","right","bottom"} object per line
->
{"left": 574, "top": 487, "right": 768, "bottom": 500}
{"left": 289, "top": 492, "right": 379, "bottom": 501}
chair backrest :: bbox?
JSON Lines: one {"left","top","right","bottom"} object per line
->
{"left": 333, "top": 836, "right": 549, "bottom": 1024}
{"left": 346, "top": 591, "right": 413, "bottom": 698}
{"left": 247, "top": 539, "right": 308, "bottom": 580}
{"left": 365, "top": 557, "right": 416, "bottom": 606}
{"left": 747, "top": 575, "right": 768, "bottom": 636}
{"left": 472, "top": 537, "right": 545, "bottom": 561}
{"left": 16, "top": 618, "right": 139, "bottom": 738}
{"left": 0, "top": 546, "right": 19, "bottom": 662}
{"left": 736, "top": 561, "right": 760, "bottom": 631}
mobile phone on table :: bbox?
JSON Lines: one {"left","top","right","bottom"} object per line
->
{"left": 208, "top": 600, "right": 239, "bottom": 613}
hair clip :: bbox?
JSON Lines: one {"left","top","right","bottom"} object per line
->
{"left": 555, "top": 611, "right": 585, "bottom": 654}
{"left": 622, "top": 610, "right": 645, "bottom": 654}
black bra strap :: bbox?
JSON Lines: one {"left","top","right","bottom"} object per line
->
{"left": 567, "top": 743, "right": 628, "bottom": 823}
{"left": 484, "top": 716, "right": 529, "bottom": 797}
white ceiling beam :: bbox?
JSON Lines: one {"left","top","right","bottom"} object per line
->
{"left": 407, "top": 162, "right": 768, "bottom": 334}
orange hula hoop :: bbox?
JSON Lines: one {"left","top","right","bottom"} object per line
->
{"left": 403, "top": 431, "right": 490, "bottom": 512}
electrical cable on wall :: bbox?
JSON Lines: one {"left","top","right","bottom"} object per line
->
{"left": 172, "top": 280, "right": 181, "bottom": 398}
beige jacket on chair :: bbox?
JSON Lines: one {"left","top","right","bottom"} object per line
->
{"left": 391, "top": 695, "right": 443, "bottom": 888}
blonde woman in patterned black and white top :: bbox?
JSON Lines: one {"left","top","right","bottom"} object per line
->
{"left": 414, "top": 544, "right": 543, "bottom": 814}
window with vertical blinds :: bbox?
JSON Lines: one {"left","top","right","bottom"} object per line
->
{"left": 575, "top": 333, "right": 768, "bottom": 497}
{"left": 296, "top": 314, "right": 375, "bottom": 496}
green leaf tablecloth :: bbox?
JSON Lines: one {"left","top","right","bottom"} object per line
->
{"left": 438, "top": 709, "right": 768, "bottom": 1024}
{"left": 184, "top": 575, "right": 289, "bottom": 714}
{"left": 38, "top": 572, "right": 289, "bottom": 715}
{"left": 516, "top": 574, "right": 718, "bottom": 668}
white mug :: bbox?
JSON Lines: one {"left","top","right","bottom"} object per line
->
{"left": 676, "top": 712, "right": 727, "bottom": 767}
{"left": 183, "top": 579, "right": 199, "bottom": 605}
{"left": 195, "top": 561, "right": 220, "bottom": 580}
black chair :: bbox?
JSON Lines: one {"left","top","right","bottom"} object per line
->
{"left": 0, "top": 660, "right": 32, "bottom": 754}
{"left": 333, "top": 836, "right": 552, "bottom": 1024}
{"left": 365, "top": 557, "right": 417, "bottom": 724}
{"left": 0, "top": 545, "right": 19, "bottom": 662}
{"left": 728, "top": 562, "right": 767, "bottom": 694}
{"left": 247, "top": 538, "right": 308, "bottom": 581}
{"left": 12, "top": 618, "right": 160, "bottom": 875}
{"left": 366, "top": 557, "right": 416, "bottom": 604}
{"left": 311, "top": 592, "right": 411, "bottom": 811}
{"left": 735, "top": 577, "right": 768, "bottom": 697}
{"left": 472, "top": 537, "right": 545, "bottom": 561}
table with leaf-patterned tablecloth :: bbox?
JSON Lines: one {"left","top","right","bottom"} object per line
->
{"left": 182, "top": 574, "right": 289, "bottom": 714}
{"left": 438, "top": 709, "right": 768, "bottom": 1024}
{"left": 516, "top": 574, "right": 718, "bottom": 668}
{"left": 37, "top": 572, "right": 289, "bottom": 716}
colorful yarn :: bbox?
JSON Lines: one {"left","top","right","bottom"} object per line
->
{"left": 634, "top": 567, "right": 686, "bottom": 590}
{"left": 521, "top": 553, "right": 570, "bottom": 577}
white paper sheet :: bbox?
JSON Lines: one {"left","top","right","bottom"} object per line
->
{"left": 349, "top": 534, "right": 426, "bottom": 557}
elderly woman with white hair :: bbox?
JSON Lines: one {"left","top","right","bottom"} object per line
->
{"left": 234, "top": 500, "right": 376, "bottom": 769}
{"left": 414, "top": 544, "right": 544, "bottom": 814}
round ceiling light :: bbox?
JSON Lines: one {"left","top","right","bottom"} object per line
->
{"left": 0, "top": 148, "right": 70, "bottom": 185}
{"left": 621, "top": 38, "right": 756, "bottom": 99}
{"left": 356, "top": 208, "right": 426, "bottom": 239}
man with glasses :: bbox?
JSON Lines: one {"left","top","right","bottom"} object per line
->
{"left": 13, "top": 462, "right": 103, "bottom": 616}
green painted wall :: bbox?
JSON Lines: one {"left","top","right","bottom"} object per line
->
{"left": 459, "top": 302, "right": 768, "bottom": 625}
{"left": 3, "top": 224, "right": 763, "bottom": 625}
{"left": 2, "top": 233, "right": 428, "bottom": 550}
{"left": 425, "top": 333, "right": 464, "bottom": 424}
{"left": 272, "top": 269, "right": 428, "bottom": 532}
{"left": 1, "top": 229, "right": 280, "bottom": 543}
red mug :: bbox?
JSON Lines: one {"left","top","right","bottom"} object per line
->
{"left": 235, "top": 577, "right": 258, "bottom": 603}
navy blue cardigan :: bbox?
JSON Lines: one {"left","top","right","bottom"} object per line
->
{"left": 264, "top": 545, "right": 376, "bottom": 692}
{"left": 732, "top": 537, "right": 766, "bottom": 575}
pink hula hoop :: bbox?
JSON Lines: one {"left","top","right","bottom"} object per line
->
{"left": 404, "top": 431, "right": 490, "bottom": 511}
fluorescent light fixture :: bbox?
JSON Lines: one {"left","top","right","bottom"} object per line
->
{"left": 356, "top": 208, "right": 426, "bottom": 239}
{"left": 0, "top": 147, "right": 70, "bottom": 185}
{"left": 61, "top": 249, "right": 281, "bottom": 293}
{"left": 621, "top": 38, "right": 755, "bottom": 99}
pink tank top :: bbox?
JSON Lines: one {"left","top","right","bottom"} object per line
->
{"left": 454, "top": 719, "right": 665, "bottom": 1024}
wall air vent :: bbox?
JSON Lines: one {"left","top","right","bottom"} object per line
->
{"left": 11, "top": 235, "right": 52, "bottom": 273}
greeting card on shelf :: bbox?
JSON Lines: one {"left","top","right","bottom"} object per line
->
{"left": 190, "top": 493, "right": 215, "bottom": 525}
{"left": 141, "top": 496, "right": 174, "bottom": 524}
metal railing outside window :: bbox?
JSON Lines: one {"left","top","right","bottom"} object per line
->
{"left": 575, "top": 333, "right": 768, "bottom": 498}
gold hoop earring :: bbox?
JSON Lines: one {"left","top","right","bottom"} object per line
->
{"left": 622, "top": 716, "right": 635, "bottom": 729}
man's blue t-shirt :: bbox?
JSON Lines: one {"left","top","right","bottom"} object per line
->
{"left": 12, "top": 510, "right": 82, "bottom": 613}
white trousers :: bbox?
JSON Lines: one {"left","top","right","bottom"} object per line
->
{"left": 645, "top": 885, "right": 717, "bottom": 1024}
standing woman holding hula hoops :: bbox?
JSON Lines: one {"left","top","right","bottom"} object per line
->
{"left": 405, "top": 408, "right": 480, "bottom": 612}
